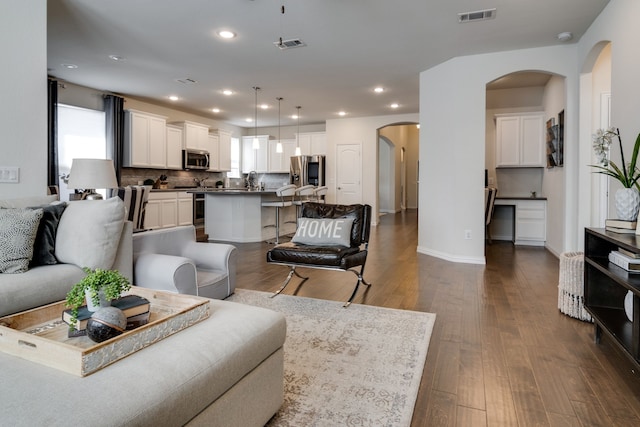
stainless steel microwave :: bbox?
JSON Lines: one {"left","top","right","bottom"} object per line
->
{"left": 183, "top": 149, "right": 210, "bottom": 170}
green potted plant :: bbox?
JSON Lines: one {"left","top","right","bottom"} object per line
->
{"left": 591, "top": 127, "right": 640, "bottom": 220}
{"left": 65, "top": 268, "right": 131, "bottom": 329}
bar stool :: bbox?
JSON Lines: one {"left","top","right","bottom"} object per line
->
{"left": 293, "top": 185, "right": 316, "bottom": 220}
{"left": 313, "top": 186, "right": 328, "bottom": 203}
{"left": 261, "top": 184, "right": 297, "bottom": 244}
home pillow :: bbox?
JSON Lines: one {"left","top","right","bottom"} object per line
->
{"left": 291, "top": 217, "right": 354, "bottom": 247}
{"left": 0, "top": 208, "right": 44, "bottom": 273}
{"left": 55, "top": 197, "right": 125, "bottom": 270}
{"left": 29, "top": 202, "right": 68, "bottom": 267}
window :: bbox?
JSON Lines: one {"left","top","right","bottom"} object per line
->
{"left": 57, "top": 104, "right": 106, "bottom": 201}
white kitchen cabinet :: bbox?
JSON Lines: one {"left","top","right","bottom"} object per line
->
{"left": 207, "top": 130, "right": 232, "bottom": 172}
{"left": 217, "top": 130, "right": 232, "bottom": 171}
{"left": 166, "top": 125, "right": 183, "bottom": 169}
{"left": 495, "top": 113, "right": 544, "bottom": 167}
{"left": 170, "top": 121, "right": 210, "bottom": 151}
{"left": 124, "top": 110, "right": 167, "bottom": 168}
{"left": 242, "top": 135, "right": 270, "bottom": 173}
{"left": 296, "top": 132, "right": 326, "bottom": 155}
{"left": 268, "top": 139, "right": 296, "bottom": 172}
{"left": 145, "top": 192, "right": 178, "bottom": 229}
{"left": 177, "top": 192, "right": 193, "bottom": 226}
{"left": 208, "top": 133, "right": 220, "bottom": 171}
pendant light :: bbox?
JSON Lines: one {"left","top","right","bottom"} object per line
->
{"left": 295, "top": 106, "right": 302, "bottom": 156}
{"left": 276, "top": 97, "right": 283, "bottom": 153}
{"left": 252, "top": 86, "right": 260, "bottom": 150}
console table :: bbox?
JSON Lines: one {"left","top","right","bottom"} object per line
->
{"left": 584, "top": 228, "right": 640, "bottom": 370}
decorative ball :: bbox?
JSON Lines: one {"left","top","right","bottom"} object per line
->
{"left": 86, "top": 306, "right": 127, "bottom": 343}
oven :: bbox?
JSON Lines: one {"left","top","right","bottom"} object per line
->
{"left": 193, "top": 192, "right": 207, "bottom": 241}
{"left": 194, "top": 193, "right": 205, "bottom": 226}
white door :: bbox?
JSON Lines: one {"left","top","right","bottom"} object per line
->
{"left": 336, "top": 143, "right": 362, "bottom": 204}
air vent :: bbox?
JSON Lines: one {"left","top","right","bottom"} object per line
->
{"left": 458, "top": 8, "right": 496, "bottom": 23}
{"left": 175, "top": 78, "right": 198, "bottom": 85}
{"left": 273, "top": 38, "right": 306, "bottom": 50}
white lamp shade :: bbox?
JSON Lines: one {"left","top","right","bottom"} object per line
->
{"left": 295, "top": 146, "right": 302, "bottom": 156}
{"left": 252, "top": 137, "right": 260, "bottom": 150}
{"left": 67, "top": 158, "right": 118, "bottom": 190}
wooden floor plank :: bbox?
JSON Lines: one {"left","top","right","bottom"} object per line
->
{"left": 228, "top": 209, "right": 640, "bottom": 427}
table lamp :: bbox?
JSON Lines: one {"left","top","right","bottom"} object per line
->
{"left": 67, "top": 158, "right": 118, "bottom": 200}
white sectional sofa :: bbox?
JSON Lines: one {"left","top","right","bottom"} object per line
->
{"left": 0, "top": 195, "right": 286, "bottom": 426}
{"left": 0, "top": 195, "right": 132, "bottom": 317}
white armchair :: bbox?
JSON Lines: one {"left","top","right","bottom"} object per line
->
{"left": 132, "top": 225, "right": 237, "bottom": 299}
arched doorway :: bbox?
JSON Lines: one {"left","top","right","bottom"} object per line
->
{"left": 376, "top": 123, "right": 419, "bottom": 219}
{"left": 485, "top": 70, "right": 567, "bottom": 253}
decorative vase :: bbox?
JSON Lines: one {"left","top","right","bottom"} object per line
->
{"left": 85, "top": 289, "right": 111, "bottom": 312}
{"left": 614, "top": 188, "right": 640, "bottom": 221}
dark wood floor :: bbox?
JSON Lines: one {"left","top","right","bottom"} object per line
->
{"left": 231, "top": 209, "right": 640, "bottom": 426}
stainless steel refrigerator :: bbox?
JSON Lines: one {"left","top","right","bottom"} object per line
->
{"left": 290, "top": 155, "right": 325, "bottom": 187}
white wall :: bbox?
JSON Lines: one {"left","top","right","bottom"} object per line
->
{"left": 325, "top": 113, "right": 419, "bottom": 225}
{"left": 576, "top": 0, "right": 640, "bottom": 250}
{"left": 378, "top": 137, "right": 393, "bottom": 212}
{"left": 419, "top": 45, "right": 579, "bottom": 264}
{"left": 0, "top": 0, "right": 47, "bottom": 199}
{"left": 542, "top": 75, "right": 567, "bottom": 256}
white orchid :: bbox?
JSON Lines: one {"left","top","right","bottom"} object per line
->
{"left": 590, "top": 127, "right": 640, "bottom": 189}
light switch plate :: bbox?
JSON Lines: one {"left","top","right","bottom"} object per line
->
{"left": 0, "top": 167, "right": 19, "bottom": 183}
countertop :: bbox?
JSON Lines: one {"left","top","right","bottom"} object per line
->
{"left": 495, "top": 196, "right": 547, "bottom": 201}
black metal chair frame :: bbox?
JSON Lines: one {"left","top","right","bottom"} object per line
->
{"left": 266, "top": 202, "right": 372, "bottom": 307}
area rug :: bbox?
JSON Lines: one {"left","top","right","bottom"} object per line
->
{"left": 227, "top": 289, "right": 436, "bottom": 427}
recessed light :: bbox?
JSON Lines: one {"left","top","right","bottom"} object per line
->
{"left": 61, "top": 64, "right": 78, "bottom": 69}
{"left": 338, "top": 111, "right": 347, "bottom": 116}
{"left": 168, "top": 95, "right": 179, "bottom": 101}
{"left": 212, "top": 108, "right": 220, "bottom": 113}
{"left": 557, "top": 32, "right": 573, "bottom": 42}
{"left": 390, "top": 103, "right": 399, "bottom": 109}
{"left": 109, "top": 55, "right": 126, "bottom": 61}
{"left": 222, "top": 89, "right": 234, "bottom": 96}
{"left": 374, "top": 87, "right": 384, "bottom": 93}
{"left": 217, "top": 30, "right": 236, "bottom": 39}
{"left": 246, "top": 118, "right": 253, "bottom": 123}
{"left": 260, "top": 104, "right": 269, "bottom": 110}
{"left": 416, "top": 124, "right": 420, "bottom": 129}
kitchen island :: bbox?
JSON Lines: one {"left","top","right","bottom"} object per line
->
{"left": 190, "top": 189, "right": 297, "bottom": 243}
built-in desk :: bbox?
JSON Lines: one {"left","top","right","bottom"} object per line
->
{"left": 493, "top": 197, "right": 547, "bottom": 246}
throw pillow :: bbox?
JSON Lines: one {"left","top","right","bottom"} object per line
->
{"left": 55, "top": 197, "right": 125, "bottom": 270}
{"left": 291, "top": 217, "right": 354, "bottom": 247}
{"left": 0, "top": 208, "right": 44, "bottom": 273}
{"left": 29, "top": 202, "right": 68, "bottom": 267}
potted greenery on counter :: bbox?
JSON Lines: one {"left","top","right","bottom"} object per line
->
{"left": 65, "top": 268, "right": 131, "bottom": 329}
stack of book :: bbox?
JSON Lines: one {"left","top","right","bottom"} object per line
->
{"left": 605, "top": 219, "right": 638, "bottom": 234}
{"left": 62, "top": 295, "right": 151, "bottom": 331}
{"left": 608, "top": 248, "right": 640, "bottom": 273}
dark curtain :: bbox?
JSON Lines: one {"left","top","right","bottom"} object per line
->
{"left": 47, "top": 79, "right": 59, "bottom": 186}
{"left": 104, "top": 95, "right": 125, "bottom": 186}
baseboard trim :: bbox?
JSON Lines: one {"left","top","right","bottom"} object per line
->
{"left": 416, "top": 246, "right": 486, "bottom": 265}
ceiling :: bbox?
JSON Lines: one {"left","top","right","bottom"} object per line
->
{"left": 47, "top": 0, "right": 609, "bottom": 128}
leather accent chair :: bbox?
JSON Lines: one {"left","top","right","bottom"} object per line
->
{"left": 266, "top": 202, "right": 372, "bottom": 307}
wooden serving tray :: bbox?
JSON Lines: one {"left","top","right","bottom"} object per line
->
{"left": 0, "top": 287, "right": 209, "bottom": 377}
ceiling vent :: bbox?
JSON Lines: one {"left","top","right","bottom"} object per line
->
{"left": 175, "top": 78, "right": 198, "bottom": 85}
{"left": 458, "top": 8, "right": 496, "bottom": 23}
{"left": 273, "top": 38, "right": 306, "bottom": 50}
